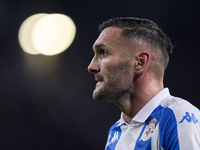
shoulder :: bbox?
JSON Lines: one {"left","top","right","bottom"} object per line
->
{"left": 159, "top": 95, "right": 199, "bottom": 115}
{"left": 160, "top": 96, "right": 200, "bottom": 123}
{"left": 158, "top": 95, "right": 200, "bottom": 132}
{"left": 159, "top": 96, "right": 200, "bottom": 149}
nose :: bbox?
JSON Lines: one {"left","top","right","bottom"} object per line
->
{"left": 87, "top": 57, "right": 100, "bottom": 73}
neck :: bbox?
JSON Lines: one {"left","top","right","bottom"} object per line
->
{"left": 115, "top": 77, "right": 164, "bottom": 124}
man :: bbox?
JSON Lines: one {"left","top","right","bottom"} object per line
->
{"left": 87, "top": 17, "right": 200, "bottom": 150}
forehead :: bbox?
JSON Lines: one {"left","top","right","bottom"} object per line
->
{"left": 93, "top": 27, "right": 124, "bottom": 49}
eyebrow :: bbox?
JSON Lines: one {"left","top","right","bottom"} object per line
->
{"left": 93, "top": 44, "right": 107, "bottom": 50}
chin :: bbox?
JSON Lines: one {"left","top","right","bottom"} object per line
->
{"left": 93, "top": 90, "right": 105, "bottom": 101}
{"left": 93, "top": 90, "right": 112, "bottom": 102}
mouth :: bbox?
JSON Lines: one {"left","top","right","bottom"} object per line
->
{"left": 94, "top": 75, "right": 103, "bottom": 86}
{"left": 95, "top": 79, "right": 103, "bottom": 86}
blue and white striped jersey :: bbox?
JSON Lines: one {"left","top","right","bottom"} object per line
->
{"left": 105, "top": 88, "right": 200, "bottom": 150}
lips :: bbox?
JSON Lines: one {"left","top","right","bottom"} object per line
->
{"left": 96, "top": 79, "right": 103, "bottom": 86}
{"left": 95, "top": 77, "right": 103, "bottom": 82}
{"left": 94, "top": 74, "right": 103, "bottom": 86}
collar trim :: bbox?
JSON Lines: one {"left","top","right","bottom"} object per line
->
{"left": 118, "top": 88, "right": 171, "bottom": 126}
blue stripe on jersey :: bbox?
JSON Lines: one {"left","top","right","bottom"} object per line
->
{"left": 134, "top": 105, "right": 180, "bottom": 150}
{"left": 105, "top": 122, "right": 123, "bottom": 150}
{"left": 134, "top": 105, "right": 163, "bottom": 150}
{"left": 159, "top": 107, "right": 180, "bottom": 150}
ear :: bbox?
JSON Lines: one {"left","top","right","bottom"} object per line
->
{"left": 135, "top": 51, "right": 150, "bottom": 73}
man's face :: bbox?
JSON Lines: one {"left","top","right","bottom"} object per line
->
{"left": 88, "top": 27, "right": 136, "bottom": 102}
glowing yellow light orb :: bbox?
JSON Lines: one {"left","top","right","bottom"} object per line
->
{"left": 18, "top": 13, "right": 76, "bottom": 56}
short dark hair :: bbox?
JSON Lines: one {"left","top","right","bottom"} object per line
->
{"left": 99, "top": 17, "right": 173, "bottom": 69}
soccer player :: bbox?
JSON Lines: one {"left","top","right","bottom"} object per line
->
{"left": 88, "top": 17, "right": 200, "bottom": 150}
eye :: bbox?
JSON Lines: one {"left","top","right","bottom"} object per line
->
{"left": 101, "top": 50, "right": 108, "bottom": 57}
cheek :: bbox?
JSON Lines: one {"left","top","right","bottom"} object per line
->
{"left": 109, "top": 61, "right": 132, "bottom": 80}
{"left": 100, "top": 56, "right": 133, "bottom": 82}
{"left": 101, "top": 58, "right": 120, "bottom": 71}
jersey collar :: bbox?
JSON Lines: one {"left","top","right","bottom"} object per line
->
{"left": 118, "top": 88, "right": 171, "bottom": 126}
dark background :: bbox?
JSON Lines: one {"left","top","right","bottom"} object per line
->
{"left": 1, "top": 0, "right": 200, "bottom": 149}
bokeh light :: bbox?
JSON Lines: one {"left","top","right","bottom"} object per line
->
{"left": 18, "top": 13, "right": 76, "bottom": 56}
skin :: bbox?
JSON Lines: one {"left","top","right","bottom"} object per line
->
{"left": 88, "top": 27, "right": 164, "bottom": 124}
